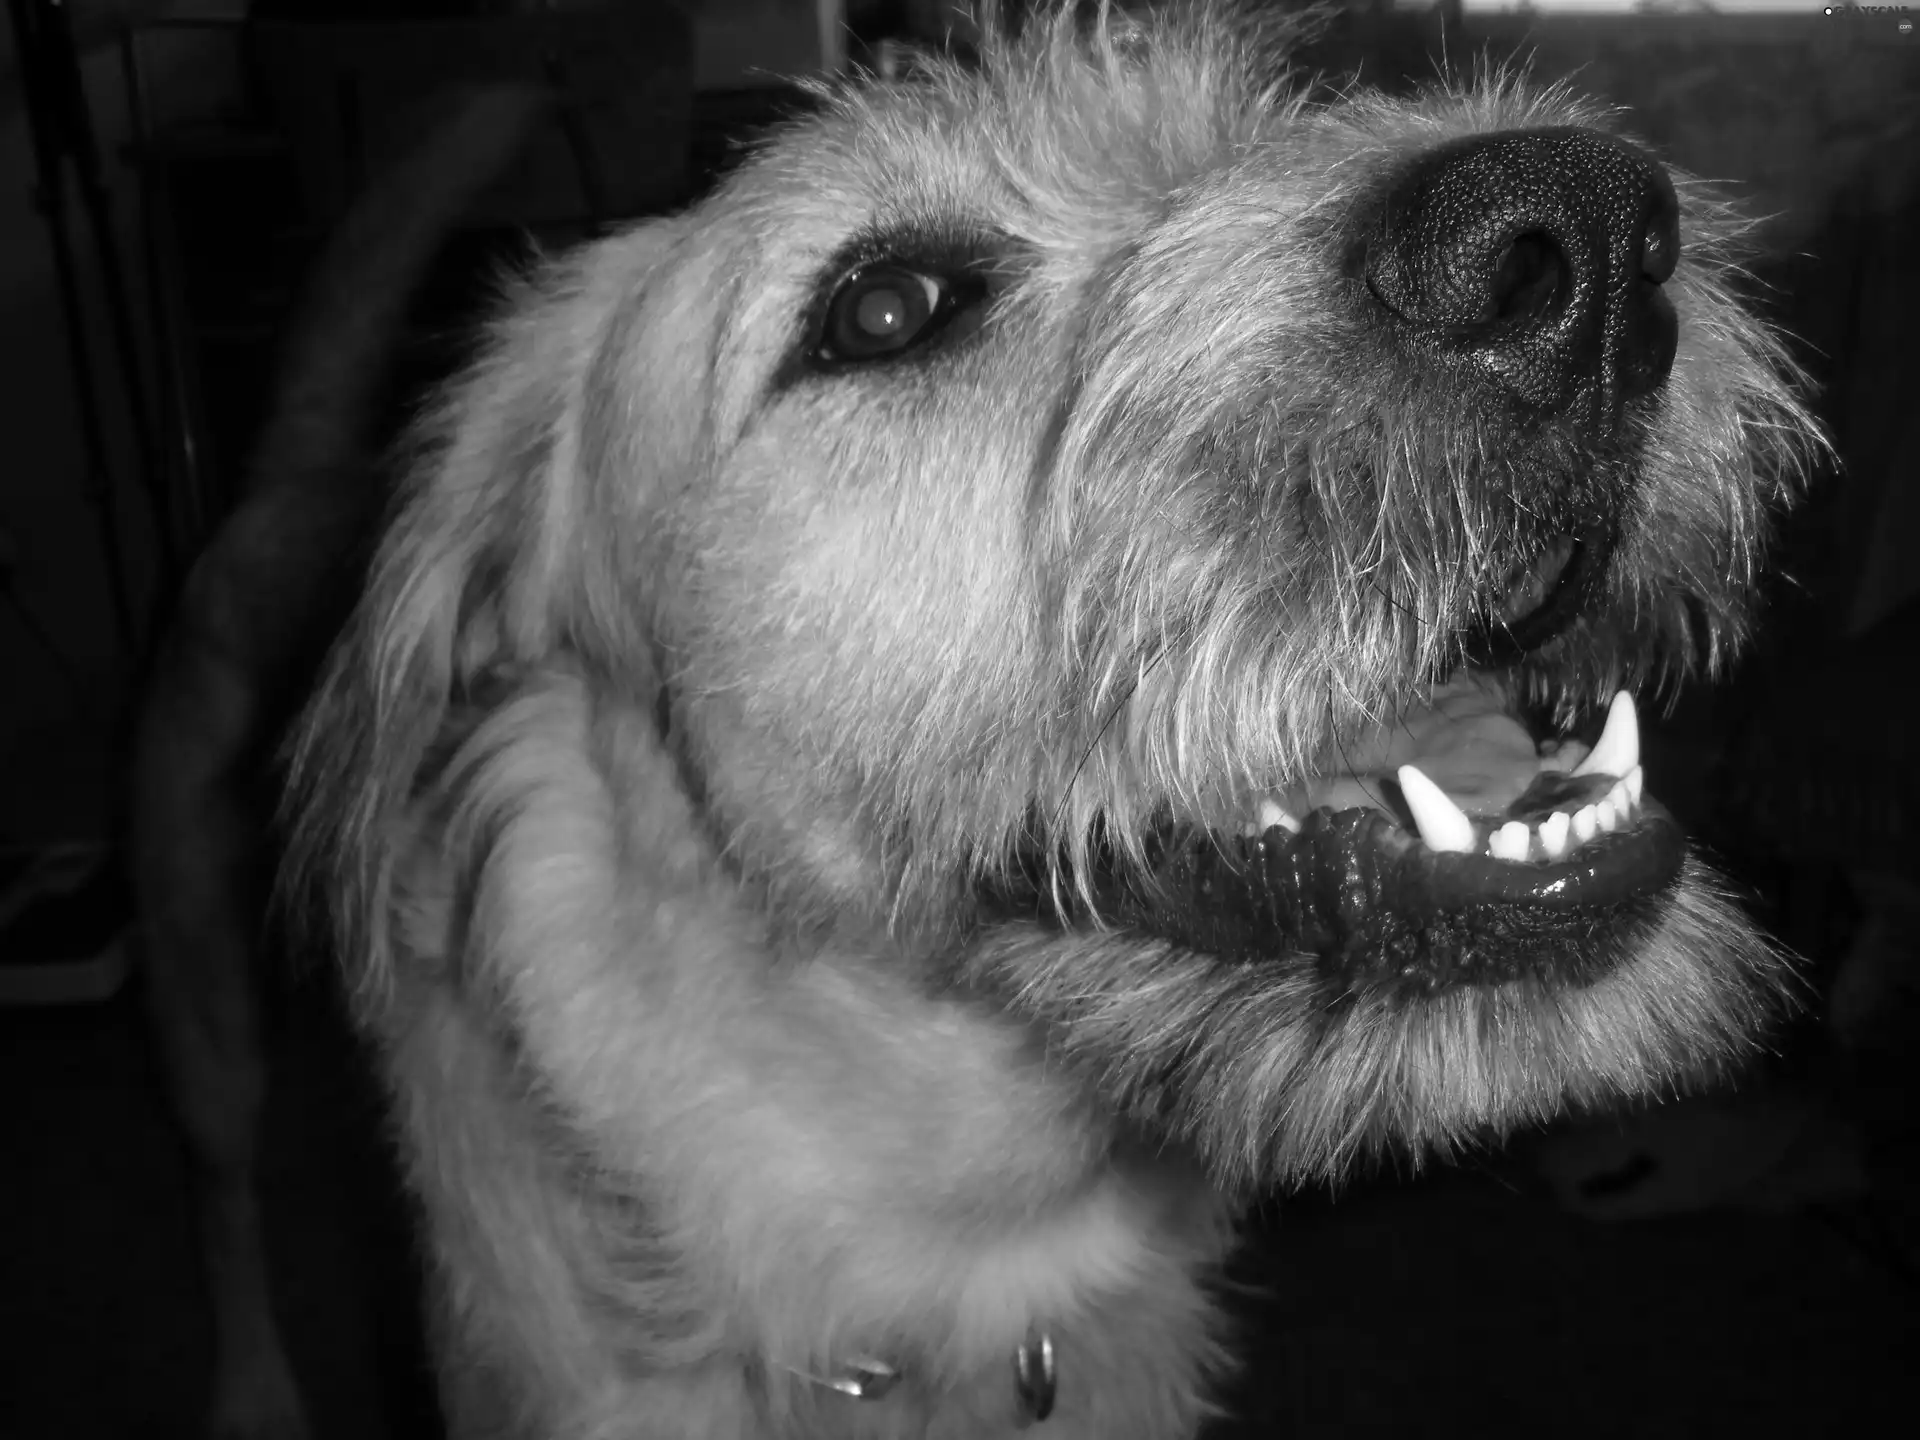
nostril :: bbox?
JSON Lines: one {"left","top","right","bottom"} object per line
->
{"left": 1487, "top": 231, "right": 1566, "bottom": 331}
{"left": 1640, "top": 219, "right": 1673, "bottom": 284}
{"left": 1638, "top": 180, "right": 1680, "bottom": 285}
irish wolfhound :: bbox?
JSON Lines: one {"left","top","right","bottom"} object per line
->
{"left": 152, "top": 3, "right": 1823, "bottom": 1436}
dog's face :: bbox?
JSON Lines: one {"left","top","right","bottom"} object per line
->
{"left": 315, "top": 7, "right": 1820, "bottom": 1198}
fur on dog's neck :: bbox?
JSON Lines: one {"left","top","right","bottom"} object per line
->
{"left": 385, "top": 667, "right": 1236, "bottom": 1434}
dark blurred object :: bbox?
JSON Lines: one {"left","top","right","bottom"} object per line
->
{"left": 1734, "top": 594, "right": 1920, "bottom": 1060}
{"left": 248, "top": 9, "right": 693, "bottom": 232}
{"left": 0, "top": 843, "right": 131, "bottom": 1006}
{"left": 120, "top": 12, "right": 695, "bottom": 1438}
{"left": 7, "top": 0, "right": 170, "bottom": 658}
{"left": 125, "top": 3, "right": 695, "bottom": 572}
{"left": 1737, "top": 597, "right": 1919, "bottom": 879}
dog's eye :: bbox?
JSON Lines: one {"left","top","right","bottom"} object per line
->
{"left": 817, "top": 266, "right": 961, "bottom": 364}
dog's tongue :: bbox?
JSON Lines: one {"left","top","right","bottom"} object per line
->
{"left": 1297, "top": 675, "right": 1579, "bottom": 820}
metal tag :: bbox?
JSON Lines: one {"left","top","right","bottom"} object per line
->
{"left": 1013, "top": 1328, "right": 1057, "bottom": 1424}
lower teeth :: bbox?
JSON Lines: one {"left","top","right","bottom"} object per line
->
{"left": 1238, "top": 689, "right": 1649, "bottom": 865}
{"left": 1240, "top": 761, "right": 1646, "bottom": 864}
{"left": 1486, "top": 766, "right": 1641, "bottom": 861}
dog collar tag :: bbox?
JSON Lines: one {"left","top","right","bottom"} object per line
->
{"left": 1013, "top": 1327, "right": 1057, "bottom": 1424}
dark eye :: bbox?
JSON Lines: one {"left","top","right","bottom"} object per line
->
{"left": 816, "top": 265, "right": 962, "bottom": 365}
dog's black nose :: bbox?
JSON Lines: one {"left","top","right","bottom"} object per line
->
{"left": 1364, "top": 127, "right": 1680, "bottom": 431}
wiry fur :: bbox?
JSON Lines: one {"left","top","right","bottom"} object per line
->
{"left": 276, "top": 5, "right": 1823, "bottom": 1436}
{"left": 962, "top": 859, "right": 1787, "bottom": 1193}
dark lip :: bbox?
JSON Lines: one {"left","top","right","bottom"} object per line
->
{"left": 1463, "top": 524, "right": 1615, "bottom": 666}
{"left": 985, "top": 798, "right": 1686, "bottom": 997}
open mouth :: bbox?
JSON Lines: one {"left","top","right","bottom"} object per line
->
{"left": 1120, "top": 678, "right": 1684, "bottom": 993}
{"left": 994, "top": 530, "right": 1687, "bottom": 997}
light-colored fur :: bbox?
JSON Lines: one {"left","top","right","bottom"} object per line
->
{"left": 278, "top": 5, "right": 1821, "bottom": 1436}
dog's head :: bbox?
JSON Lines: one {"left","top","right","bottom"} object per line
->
{"left": 297, "top": 2, "right": 1824, "bottom": 1192}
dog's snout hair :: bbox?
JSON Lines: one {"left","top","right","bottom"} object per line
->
{"left": 269, "top": 5, "right": 1825, "bottom": 1435}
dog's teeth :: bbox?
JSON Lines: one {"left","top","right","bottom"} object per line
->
{"left": 1257, "top": 797, "right": 1300, "bottom": 834}
{"left": 1539, "top": 810, "right": 1571, "bottom": 859}
{"left": 1397, "top": 764, "right": 1476, "bottom": 853}
{"left": 1489, "top": 820, "right": 1531, "bottom": 862}
{"left": 1596, "top": 796, "right": 1620, "bottom": 832}
{"left": 1571, "top": 804, "right": 1599, "bottom": 842}
{"left": 1574, "top": 691, "right": 1639, "bottom": 780}
{"left": 1625, "top": 764, "right": 1644, "bottom": 806}
{"left": 1606, "top": 779, "right": 1631, "bottom": 819}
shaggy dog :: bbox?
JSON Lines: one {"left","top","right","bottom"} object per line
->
{"left": 143, "top": 5, "right": 1822, "bottom": 1436}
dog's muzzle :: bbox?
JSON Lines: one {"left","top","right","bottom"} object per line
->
{"left": 987, "top": 129, "right": 1702, "bottom": 1000}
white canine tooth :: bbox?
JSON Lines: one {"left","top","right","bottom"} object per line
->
{"left": 1625, "top": 765, "right": 1644, "bottom": 806}
{"left": 1597, "top": 796, "right": 1620, "bottom": 832}
{"left": 1258, "top": 798, "right": 1300, "bottom": 834}
{"left": 1607, "top": 780, "right": 1630, "bottom": 819}
{"left": 1539, "top": 810, "right": 1571, "bottom": 859}
{"left": 1574, "top": 691, "right": 1641, "bottom": 780}
{"left": 1572, "top": 804, "right": 1599, "bottom": 842}
{"left": 1397, "top": 764, "right": 1476, "bottom": 854}
{"left": 1489, "top": 820, "right": 1531, "bottom": 862}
